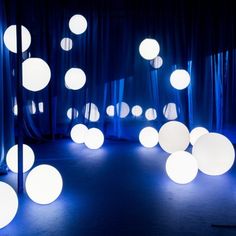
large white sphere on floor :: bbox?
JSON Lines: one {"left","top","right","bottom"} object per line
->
{"left": 139, "top": 127, "right": 159, "bottom": 148}
{"left": 25, "top": 164, "right": 63, "bottom": 204}
{"left": 190, "top": 127, "right": 209, "bottom": 145}
{"left": 84, "top": 128, "right": 104, "bottom": 149}
{"left": 192, "top": 133, "right": 235, "bottom": 176}
{"left": 6, "top": 144, "right": 35, "bottom": 173}
{"left": 166, "top": 151, "right": 198, "bottom": 184}
{"left": 70, "top": 124, "right": 88, "bottom": 144}
{"left": 139, "top": 38, "right": 160, "bottom": 60}
{"left": 159, "top": 121, "right": 190, "bottom": 153}
{"left": 0, "top": 182, "right": 18, "bottom": 229}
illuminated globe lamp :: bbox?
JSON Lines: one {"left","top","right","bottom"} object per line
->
{"left": 192, "top": 133, "right": 235, "bottom": 176}
{"left": 163, "top": 103, "right": 178, "bottom": 120}
{"left": 170, "top": 69, "right": 190, "bottom": 90}
{"left": 116, "top": 102, "right": 130, "bottom": 118}
{"left": 106, "top": 105, "right": 115, "bottom": 117}
{"left": 84, "top": 103, "right": 100, "bottom": 122}
{"left": 38, "top": 102, "right": 44, "bottom": 113}
{"left": 159, "top": 121, "right": 190, "bottom": 153}
{"left": 70, "top": 124, "right": 88, "bottom": 144}
{"left": 60, "top": 37, "right": 73, "bottom": 51}
{"left": 150, "top": 56, "right": 163, "bottom": 69}
{"left": 6, "top": 144, "right": 35, "bottom": 173}
{"left": 25, "top": 164, "right": 63, "bottom": 205}
{"left": 3, "top": 25, "right": 31, "bottom": 53}
{"left": 22, "top": 58, "right": 51, "bottom": 92}
{"left": 166, "top": 151, "right": 198, "bottom": 184}
{"left": 139, "top": 38, "right": 160, "bottom": 60}
{"left": 145, "top": 108, "right": 157, "bottom": 121}
{"left": 190, "top": 127, "right": 209, "bottom": 145}
{"left": 0, "top": 182, "right": 18, "bottom": 229}
{"left": 65, "top": 68, "right": 86, "bottom": 90}
{"left": 139, "top": 127, "right": 159, "bottom": 148}
{"left": 84, "top": 128, "right": 104, "bottom": 149}
{"left": 131, "top": 105, "right": 143, "bottom": 117}
{"left": 67, "top": 108, "right": 79, "bottom": 120}
{"left": 69, "top": 14, "right": 87, "bottom": 35}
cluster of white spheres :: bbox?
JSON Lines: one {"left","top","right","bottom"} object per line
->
{"left": 0, "top": 182, "right": 18, "bottom": 229}
{"left": 70, "top": 124, "right": 88, "bottom": 144}
{"left": 6, "top": 144, "right": 35, "bottom": 173}
{"left": 67, "top": 108, "right": 79, "bottom": 120}
{"left": 170, "top": 69, "right": 190, "bottom": 90}
{"left": 131, "top": 105, "right": 143, "bottom": 117}
{"left": 65, "top": 68, "right": 86, "bottom": 90}
{"left": 69, "top": 14, "right": 87, "bottom": 35}
{"left": 139, "top": 127, "right": 159, "bottom": 148}
{"left": 139, "top": 38, "right": 160, "bottom": 60}
{"left": 145, "top": 108, "right": 157, "bottom": 121}
{"left": 84, "top": 128, "right": 104, "bottom": 149}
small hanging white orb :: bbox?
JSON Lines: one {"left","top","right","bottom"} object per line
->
{"left": 60, "top": 37, "right": 73, "bottom": 51}
{"left": 106, "top": 105, "right": 115, "bottom": 117}
{"left": 69, "top": 14, "right": 87, "bottom": 35}
{"left": 145, "top": 108, "right": 157, "bottom": 121}
{"left": 131, "top": 105, "right": 143, "bottom": 117}
{"left": 139, "top": 38, "right": 160, "bottom": 60}
{"left": 65, "top": 68, "right": 86, "bottom": 90}
{"left": 170, "top": 69, "right": 190, "bottom": 90}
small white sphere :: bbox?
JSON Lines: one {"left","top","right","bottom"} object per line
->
{"left": 6, "top": 144, "right": 35, "bottom": 173}
{"left": 70, "top": 124, "right": 88, "bottom": 144}
{"left": 65, "top": 68, "right": 86, "bottom": 90}
{"left": 22, "top": 58, "right": 51, "bottom": 92}
{"left": 139, "top": 127, "right": 159, "bottom": 148}
{"left": 170, "top": 69, "right": 190, "bottom": 90}
{"left": 106, "top": 105, "right": 115, "bottom": 117}
{"left": 116, "top": 102, "right": 130, "bottom": 118}
{"left": 60, "top": 37, "right": 73, "bottom": 51}
{"left": 166, "top": 151, "right": 198, "bottom": 184}
{"left": 192, "top": 133, "right": 235, "bottom": 176}
{"left": 159, "top": 121, "right": 190, "bottom": 153}
{"left": 190, "top": 127, "right": 209, "bottom": 145}
{"left": 69, "top": 14, "right": 87, "bottom": 35}
{"left": 25, "top": 164, "right": 63, "bottom": 205}
{"left": 150, "top": 56, "right": 163, "bottom": 69}
{"left": 131, "top": 105, "right": 143, "bottom": 117}
{"left": 67, "top": 108, "right": 79, "bottom": 120}
{"left": 3, "top": 25, "right": 31, "bottom": 53}
{"left": 84, "top": 103, "right": 100, "bottom": 122}
{"left": 0, "top": 182, "right": 18, "bottom": 229}
{"left": 145, "top": 108, "right": 157, "bottom": 121}
{"left": 163, "top": 103, "right": 178, "bottom": 120}
{"left": 84, "top": 128, "right": 104, "bottom": 149}
{"left": 139, "top": 38, "right": 160, "bottom": 60}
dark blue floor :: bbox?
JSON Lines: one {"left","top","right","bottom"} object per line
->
{"left": 1, "top": 139, "right": 236, "bottom": 236}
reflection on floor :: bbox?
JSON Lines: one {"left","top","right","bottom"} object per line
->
{"left": 1, "top": 139, "right": 236, "bottom": 236}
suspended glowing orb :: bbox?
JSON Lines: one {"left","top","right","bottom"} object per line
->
{"left": 139, "top": 38, "right": 160, "bottom": 60}
{"left": 192, "top": 133, "right": 235, "bottom": 176}
{"left": 131, "top": 105, "right": 143, "bottom": 117}
{"left": 25, "top": 164, "right": 63, "bottom": 205}
{"left": 6, "top": 144, "right": 35, "bottom": 173}
{"left": 139, "top": 127, "right": 159, "bottom": 148}
{"left": 38, "top": 102, "right": 44, "bottom": 113}
{"left": 84, "top": 128, "right": 104, "bottom": 149}
{"left": 190, "top": 127, "right": 209, "bottom": 145}
{"left": 163, "top": 103, "right": 178, "bottom": 120}
{"left": 69, "top": 14, "right": 87, "bottom": 35}
{"left": 116, "top": 102, "right": 130, "bottom": 118}
{"left": 145, "top": 108, "right": 157, "bottom": 121}
{"left": 67, "top": 108, "right": 79, "bottom": 120}
{"left": 3, "top": 25, "right": 31, "bottom": 53}
{"left": 0, "top": 182, "right": 18, "bottom": 229}
{"left": 84, "top": 103, "right": 100, "bottom": 122}
{"left": 70, "top": 124, "right": 88, "bottom": 144}
{"left": 22, "top": 58, "right": 51, "bottom": 92}
{"left": 170, "top": 69, "right": 190, "bottom": 90}
{"left": 106, "top": 105, "right": 115, "bottom": 117}
{"left": 60, "top": 37, "right": 73, "bottom": 51}
{"left": 150, "top": 56, "right": 163, "bottom": 69}
{"left": 166, "top": 151, "right": 198, "bottom": 184}
{"left": 159, "top": 121, "right": 190, "bottom": 153}
{"left": 65, "top": 68, "right": 86, "bottom": 90}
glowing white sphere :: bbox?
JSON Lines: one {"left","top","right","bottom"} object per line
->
{"left": 67, "top": 108, "right": 79, "bottom": 119}
{"left": 159, "top": 121, "right": 190, "bottom": 153}
{"left": 145, "top": 108, "right": 157, "bottom": 121}
{"left": 70, "top": 124, "right": 88, "bottom": 144}
{"left": 65, "top": 68, "right": 86, "bottom": 90}
{"left": 13, "top": 104, "right": 18, "bottom": 116}
{"left": 139, "top": 127, "right": 159, "bottom": 148}
{"left": 170, "top": 69, "right": 190, "bottom": 90}
{"left": 3, "top": 25, "right": 31, "bottom": 53}
{"left": 60, "top": 37, "right": 73, "bottom": 51}
{"left": 139, "top": 38, "right": 160, "bottom": 60}
{"left": 192, "top": 133, "right": 235, "bottom": 176}
{"left": 69, "top": 14, "right": 87, "bottom": 35}
{"left": 106, "top": 105, "right": 115, "bottom": 117}
{"left": 84, "top": 128, "right": 104, "bottom": 149}
{"left": 6, "top": 144, "right": 35, "bottom": 173}
{"left": 0, "top": 182, "right": 18, "bottom": 229}
{"left": 84, "top": 103, "right": 100, "bottom": 122}
{"left": 38, "top": 102, "right": 44, "bottom": 113}
{"left": 22, "top": 58, "right": 51, "bottom": 92}
{"left": 131, "top": 105, "right": 143, "bottom": 117}
{"left": 116, "top": 102, "right": 130, "bottom": 118}
{"left": 190, "top": 127, "right": 209, "bottom": 145}
{"left": 150, "top": 56, "right": 163, "bottom": 69}
{"left": 163, "top": 103, "right": 178, "bottom": 120}
{"left": 25, "top": 164, "right": 63, "bottom": 204}
{"left": 166, "top": 151, "right": 198, "bottom": 184}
